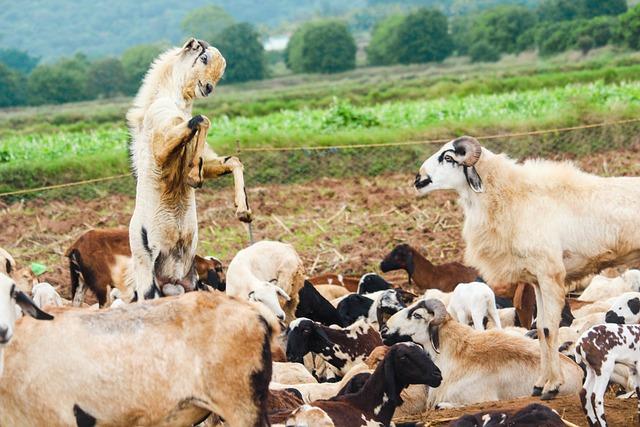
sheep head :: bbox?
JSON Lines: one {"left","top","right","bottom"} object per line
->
{"left": 248, "top": 282, "right": 290, "bottom": 321}
{"left": 415, "top": 136, "right": 484, "bottom": 195}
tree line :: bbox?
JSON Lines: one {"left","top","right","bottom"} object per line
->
{"left": 1, "top": 0, "right": 639, "bottom": 108}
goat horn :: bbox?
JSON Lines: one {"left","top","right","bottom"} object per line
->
{"left": 423, "top": 299, "right": 447, "bottom": 326}
{"left": 452, "top": 136, "right": 482, "bottom": 167}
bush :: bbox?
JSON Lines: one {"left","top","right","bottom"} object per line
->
{"left": 87, "top": 58, "right": 126, "bottom": 98}
{"left": 27, "top": 54, "right": 90, "bottom": 105}
{"left": 575, "top": 16, "right": 618, "bottom": 47}
{"left": 620, "top": 5, "right": 640, "bottom": 50}
{"left": 0, "top": 63, "right": 25, "bottom": 107}
{"left": 121, "top": 44, "right": 165, "bottom": 95}
{"left": 366, "top": 14, "right": 403, "bottom": 66}
{"left": 394, "top": 8, "right": 453, "bottom": 64}
{"left": 469, "top": 41, "right": 501, "bottom": 63}
{"left": 217, "top": 23, "right": 267, "bottom": 83}
{"left": 286, "top": 21, "right": 356, "bottom": 74}
{"left": 536, "top": 21, "right": 578, "bottom": 56}
{"left": 0, "top": 49, "right": 39, "bottom": 75}
{"left": 577, "top": 36, "right": 595, "bottom": 54}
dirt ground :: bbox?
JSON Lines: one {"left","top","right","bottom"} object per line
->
{"left": 403, "top": 393, "right": 639, "bottom": 426}
{"left": 1, "top": 148, "right": 640, "bottom": 425}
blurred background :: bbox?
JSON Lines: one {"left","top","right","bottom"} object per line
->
{"left": 1, "top": 0, "right": 640, "bottom": 286}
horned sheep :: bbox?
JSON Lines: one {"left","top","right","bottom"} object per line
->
{"left": 414, "top": 135, "right": 640, "bottom": 399}
{"left": 381, "top": 299, "right": 583, "bottom": 408}
{"left": 226, "top": 240, "right": 304, "bottom": 322}
{"left": 0, "top": 291, "right": 278, "bottom": 426}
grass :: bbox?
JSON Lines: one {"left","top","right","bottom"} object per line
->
{"left": 2, "top": 48, "right": 640, "bottom": 198}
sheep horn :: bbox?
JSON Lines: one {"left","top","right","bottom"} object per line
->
{"left": 452, "top": 136, "right": 482, "bottom": 167}
{"left": 423, "top": 299, "right": 447, "bottom": 326}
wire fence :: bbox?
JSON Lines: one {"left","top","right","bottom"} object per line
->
{"left": 1, "top": 118, "right": 640, "bottom": 199}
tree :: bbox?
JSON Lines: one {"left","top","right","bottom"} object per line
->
{"left": 121, "top": 44, "right": 165, "bottom": 95}
{"left": 469, "top": 41, "right": 501, "bottom": 62}
{"left": 575, "top": 16, "right": 618, "bottom": 47}
{"left": 0, "top": 63, "right": 25, "bottom": 107}
{"left": 180, "top": 5, "right": 235, "bottom": 43}
{"left": 216, "top": 23, "right": 266, "bottom": 83}
{"left": 366, "top": 14, "right": 403, "bottom": 65}
{"left": 536, "top": 21, "right": 577, "bottom": 56}
{"left": 620, "top": 5, "right": 640, "bottom": 50}
{"left": 394, "top": 8, "right": 453, "bottom": 64}
{"left": 577, "top": 35, "right": 594, "bottom": 54}
{"left": 27, "top": 54, "right": 91, "bottom": 105}
{"left": 476, "top": 6, "right": 537, "bottom": 54}
{"left": 286, "top": 21, "right": 356, "bottom": 74}
{"left": 0, "top": 49, "right": 39, "bottom": 75}
{"left": 87, "top": 58, "right": 126, "bottom": 98}
{"left": 579, "top": 0, "right": 627, "bottom": 19}
{"left": 537, "top": 0, "right": 581, "bottom": 22}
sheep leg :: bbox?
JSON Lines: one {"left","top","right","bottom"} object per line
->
{"left": 470, "top": 309, "right": 485, "bottom": 331}
{"left": 633, "top": 363, "right": 640, "bottom": 424}
{"left": 71, "top": 277, "right": 86, "bottom": 307}
{"left": 580, "top": 367, "right": 598, "bottom": 427}
{"left": 487, "top": 303, "right": 502, "bottom": 329}
{"left": 534, "top": 272, "right": 566, "bottom": 400}
{"left": 202, "top": 149, "right": 252, "bottom": 223}
{"left": 592, "top": 362, "right": 614, "bottom": 427}
{"left": 152, "top": 115, "right": 210, "bottom": 167}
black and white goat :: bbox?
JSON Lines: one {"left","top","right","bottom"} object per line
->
{"left": 295, "top": 281, "right": 346, "bottom": 327}
{"left": 286, "top": 318, "right": 382, "bottom": 380}
{"left": 283, "top": 342, "right": 442, "bottom": 427}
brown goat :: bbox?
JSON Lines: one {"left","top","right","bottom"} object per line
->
{"left": 380, "top": 243, "right": 478, "bottom": 291}
{"left": 66, "top": 228, "right": 225, "bottom": 307}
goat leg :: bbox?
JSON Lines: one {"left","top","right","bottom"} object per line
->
{"left": 202, "top": 149, "right": 252, "bottom": 223}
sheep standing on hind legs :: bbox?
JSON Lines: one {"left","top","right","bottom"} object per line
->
{"left": 127, "top": 38, "right": 252, "bottom": 300}
{"left": 414, "top": 136, "right": 640, "bottom": 399}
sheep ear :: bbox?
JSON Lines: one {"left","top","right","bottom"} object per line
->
{"left": 13, "top": 290, "right": 54, "bottom": 320}
{"left": 428, "top": 324, "right": 440, "bottom": 354}
{"left": 464, "top": 166, "right": 484, "bottom": 193}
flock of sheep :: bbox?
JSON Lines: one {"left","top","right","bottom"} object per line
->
{"left": 1, "top": 38, "right": 640, "bottom": 427}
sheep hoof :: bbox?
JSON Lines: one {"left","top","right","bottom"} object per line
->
{"left": 541, "top": 389, "right": 559, "bottom": 400}
{"left": 531, "top": 386, "right": 543, "bottom": 396}
{"left": 237, "top": 210, "right": 253, "bottom": 223}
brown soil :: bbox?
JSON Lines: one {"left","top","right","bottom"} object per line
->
{"left": 401, "top": 393, "right": 638, "bottom": 426}
{"left": 1, "top": 149, "right": 640, "bottom": 425}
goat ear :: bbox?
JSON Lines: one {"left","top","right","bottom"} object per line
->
{"left": 464, "top": 166, "right": 484, "bottom": 193}
{"left": 5, "top": 259, "right": 12, "bottom": 275}
{"left": 314, "top": 326, "right": 332, "bottom": 345}
{"left": 275, "top": 286, "right": 291, "bottom": 301}
{"left": 384, "top": 352, "right": 402, "bottom": 406}
{"left": 428, "top": 324, "right": 440, "bottom": 353}
{"left": 182, "top": 37, "right": 200, "bottom": 52}
{"left": 13, "top": 290, "right": 54, "bottom": 320}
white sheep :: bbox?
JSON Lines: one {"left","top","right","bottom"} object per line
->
{"left": 414, "top": 136, "right": 640, "bottom": 399}
{"left": 578, "top": 269, "right": 640, "bottom": 302}
{"left": 272, "top": 362, "right": 318, "bottom": 385}
{"left": 0, "top": 273, "right": 53, "bottom": 376}
{"left": 226, "top": 240, "right": 304, "bottom": 322}
{"left": 447, "top": 282, "right": 501, "bottom": 330}
{"left": 31, "top": 282, "right": 64, "bottom": 310}
{"left": 0, "top": 291, "right": 279, "bottom": 426}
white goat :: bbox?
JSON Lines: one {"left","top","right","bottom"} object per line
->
{"left": 0, "top": 273, "right": 53, "bottom": 376}
{"left": 31, "top": 282, "right": 64, "bottom": 309}
{"left": 0, "top": 291, "right": 279, "bottom": 426}
{"left": 578, "top": 269, "right": 640, "bottom": 302}
{"left": 226, "top": 240, "right": 304, "bottom": 322}
{"left": 414, "top": 136, "right": 640, "bottom": 399}
{"left": 382, "top": 298, "right": 583, "bottom": 408}
{"left": 447, "top": 281, "right": 500, "bottom": 330}
{"left": 604, "top": 292, "right": 640, "bottom": 325}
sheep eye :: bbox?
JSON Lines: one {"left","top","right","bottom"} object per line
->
{"left": 444, "top": 154, "right": 455, "bottom": 163}
{"left": 200, "top": 55, "right": 208, "bottom": 65}
{"left": 412, "top": 312, "right": 423, "bottom": 320}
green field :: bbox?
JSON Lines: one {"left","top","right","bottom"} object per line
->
{"left": 2, "top": 48, "right": 640, "bottom": 197}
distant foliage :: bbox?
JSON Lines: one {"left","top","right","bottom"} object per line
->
{"left": 0, "top": 63, "right": 25, "bottom": 107}
{"left": 469, "top": 41, "right": 501, "bottom": 62}
{"left": 286, "top": 21, "right": 356, "bottom": 74}
{"left": 366, "top": 15, "right": 404, "bottom": 65}
{"left": 87, "top": 58, "right": 126, "bottom": 98}
{"left": 27, "top": 54, "right": 91, "bottom": 105}
{"left": 367, "top": 9, "right": 452, "bottom": 65}
{"left": 121, "top": 44, "right": 166, "bottom": 95}
{"left": 322, "top": 98, "right": 380, "bottom": 129}
{"left": 579, "top": 0, "right": 627, "bottom": 19}
{"left": 0, "top": 49, "right": 40, "bottom": 75}
{"left": 620, "top": 5, "right": 640, "bottom": 50}
{"left": 180, "top": 5, "right": 235, "bottom": 42}
{"left": 217, "top": 23, "right": 267, "bottom": 83}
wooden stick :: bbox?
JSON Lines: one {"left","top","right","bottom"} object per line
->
{"left": 271, "top": 214, "right": 293, "bottom": 235}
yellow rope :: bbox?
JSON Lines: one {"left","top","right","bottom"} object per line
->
{"left": 1, "top": 117, "right": 639, "bottom": 198}
{"left": 0, "top": 173, "right": 131, "bottom": 198}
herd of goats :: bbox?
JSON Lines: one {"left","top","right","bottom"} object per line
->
{"left": 1, "top": 38, "right": 640, "bottom": 427}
